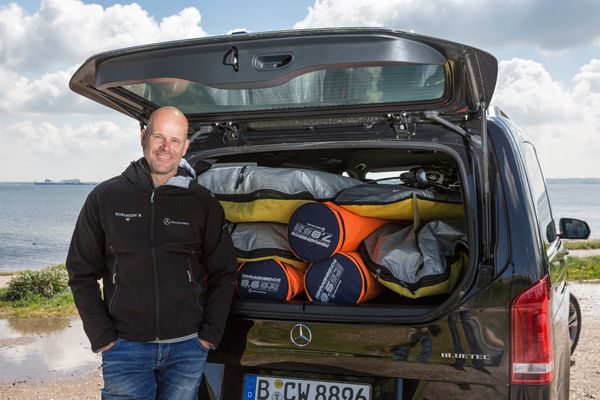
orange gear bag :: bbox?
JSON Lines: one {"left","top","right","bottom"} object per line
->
{"left": 237, "top": 259, "right": 305, "bottom": 302}
{"left": 288, "top": 201, "right": 387, "bottom": 262}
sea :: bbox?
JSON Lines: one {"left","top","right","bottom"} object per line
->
{"left": 0, "top": 182, "right": 599, "bottom": 272}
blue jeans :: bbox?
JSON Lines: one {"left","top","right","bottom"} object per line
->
{"left": 101, "top": 336, "right": 209, "bottom": 400}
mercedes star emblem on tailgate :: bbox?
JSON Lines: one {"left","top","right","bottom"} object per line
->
{"left": 290, "top": 324, "right": 312, "bottom": 347}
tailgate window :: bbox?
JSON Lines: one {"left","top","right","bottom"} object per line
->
{"left": 120, "top": 64, "right": 446, "bottom": 114}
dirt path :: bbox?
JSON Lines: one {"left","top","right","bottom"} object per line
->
{"left": 569, "top": 248, "right": 600, "bottom": 258}
{"left": 569, "top": 282, "right": 600, "bottom": 399}
{"left": 571, "top": 319, "right": 600, "bottom": 399}
{"left": 0, "top": 369, "right": 103, "bottom": 400}
{"left": 0, "top": 275, "right": 12, "bottom": 289}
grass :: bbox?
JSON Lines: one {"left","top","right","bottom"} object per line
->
{"left": 0, "top": 264, "right": 78, "bottom": 318}
{"left": 0, "top": 289, "right": 77, "bottom": 318}
{"left": 5, "top": 264, "right": 68, "bottom": 300}
{"left": 565, "top": 255, "right": 600, "bottom": 281}
{"left": 563, "top": 239, "right": 600, "bottom": 250}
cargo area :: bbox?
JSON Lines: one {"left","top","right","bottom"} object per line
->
{"left": 194, "top": 145, "right": 472, "bottom": 318}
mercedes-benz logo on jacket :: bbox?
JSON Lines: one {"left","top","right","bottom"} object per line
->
{"left": 290, "top": 323, "right": 312, "bottom": 347}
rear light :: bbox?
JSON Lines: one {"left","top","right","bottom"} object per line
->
{"left": 511, "top": 275, "right": 553, "bottom": 385}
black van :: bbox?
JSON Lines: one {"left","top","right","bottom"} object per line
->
{"left": 71, "top": 28, "right": 588, "bottom": 400}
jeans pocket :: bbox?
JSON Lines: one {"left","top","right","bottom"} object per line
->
{"left": 195, "top": 337, "right": 210, "bottom": 351}
{"left": 102, "top": 337, "right": 123, "bottom": 355}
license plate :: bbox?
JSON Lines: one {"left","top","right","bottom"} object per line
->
{"left": 242, "top": 374, "right": 372, "bottom": 400}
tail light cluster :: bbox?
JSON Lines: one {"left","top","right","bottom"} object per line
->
{"left": 510, "top": 275, "right": 553, "bottom": 385}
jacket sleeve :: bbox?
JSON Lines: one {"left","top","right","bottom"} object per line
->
{"left": 66, "top": 188, "right": 117, "bottom": 352}
{"left": 197, "top": 194, "right": 237, "bottom": 348}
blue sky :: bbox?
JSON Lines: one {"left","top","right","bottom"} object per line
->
{"left": 1, "top": 0, "right": 599, "bottom": 180}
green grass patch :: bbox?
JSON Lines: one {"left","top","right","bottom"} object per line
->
{"left": 5, "top": 264, "right": 68, "bottom": 300}
{"left": 0, "top": 289, "right": 77, "bottom": 318}
{"left": 566, "top": 256, "right": 600, "bottom": 281}
{"left": 0, "top": 264, "right": 78, "bottom": 318}
{"left": 563, "top": 239, "right": 600, "bottom": 250}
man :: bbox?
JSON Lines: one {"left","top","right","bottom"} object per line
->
{"left": 66, "top": 106, "right": 237, "bottom": 399}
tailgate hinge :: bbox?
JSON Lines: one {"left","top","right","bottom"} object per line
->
{"left": 387, "top": 113, "right": 416, "bottom": 139}
{"left": 216, "top": 122, "right": 240, "bottom": 143}
{"left": 475, "top": 259, "right": 494, "bottom": 289}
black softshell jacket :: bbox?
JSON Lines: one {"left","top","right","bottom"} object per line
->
{"left": 66, "top": 159, "right": 237, "bottom": 352}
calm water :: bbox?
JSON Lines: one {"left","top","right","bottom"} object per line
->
{"left": 0, "top": 183, "right": 94, "bottom": 271}
{"left": 546, "top": 184, "right": 600, "bottom": 235}
{"left": 0, "top": 317, "right": 100, "bottom": 381}
{"left": 0, "top": 183, "right": 598, "bottom": 272}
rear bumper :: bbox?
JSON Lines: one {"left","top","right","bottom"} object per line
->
{"left": 203, "top": 363, "right": 568, "bottom": 399}
{"left": 202, "top": 363, "right": 513, "bottom": 400}
{"left": 509, "top": 377, "right": 568, "bottom": 400}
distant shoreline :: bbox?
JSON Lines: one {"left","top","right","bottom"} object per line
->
{"left": 547, "top": 178, "right": 600, "bottom": 184}
{"left": 0, "top": 181, "right": 97, "bottom": 185}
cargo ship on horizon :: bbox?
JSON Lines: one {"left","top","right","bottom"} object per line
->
{"left": 34, "top": 179, "right": 86, "bottom": 185}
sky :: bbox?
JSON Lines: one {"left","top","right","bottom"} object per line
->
{"left": 0, "top": 0, "right": 599, "bottom": 181}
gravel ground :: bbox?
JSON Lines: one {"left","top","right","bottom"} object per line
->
{"left": 569, "top": 249, "right": 600, "bottom": 258}
{"left": 0, "top": 283, "right": 598, "bottom": 399}
{"left": 0, "top": 275, "right": 12, "bottom": 289}
{"left": 569, "top": 282, "right": 600, "bottom": 399}
{"left": 0, "top": 369, "right": 103, "bottom": 400}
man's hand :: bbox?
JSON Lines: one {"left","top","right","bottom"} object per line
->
{"left": 97, "top": 340, "right": 117, "bottom": 353}
{"left": 198, "top": 338, "right": 213, "bottom": 350}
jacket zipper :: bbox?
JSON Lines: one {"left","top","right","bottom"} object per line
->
{"left": 186, "top": 254, "right": 204, "bottom": 312}
{"left": 108, "top": 245, "right": 120, "bottom": 315}
{"left": 150, "top": 190, "right": 160, "bottom": 339}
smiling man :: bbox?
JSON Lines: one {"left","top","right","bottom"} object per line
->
{"left": 142, "top": 106, "right": 190, "bottom": 185}
{"left": 66, "top": 106, "right": 237, "bottom": 399}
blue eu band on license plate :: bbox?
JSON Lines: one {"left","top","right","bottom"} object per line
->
{"left": 243, "top": 374, "right": 372, "bottom": 400}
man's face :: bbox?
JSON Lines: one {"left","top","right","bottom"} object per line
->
{"left": 141, "top": 110, "right": 190, "bottom": 180}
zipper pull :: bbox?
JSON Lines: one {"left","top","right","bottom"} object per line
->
{"left": 150, "top": 191, "right": 155, "bottom": 203}
{"left": 234, "top": 165, "right": 248, "bottom": 190}
{"left": 187, "top": 270, "right": 192, "bottom": 282}
{"left": 109, "top": 246, "right": 117, "bottom": 284}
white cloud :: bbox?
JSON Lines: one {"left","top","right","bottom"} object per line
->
{"left": 492, "top": 58, "right": 600, "bottom": 177}
{"left": 0, "top": 1, "right": 213, "bottom": 181}
{"left": 493, "top": 59, "right": 575, "bottom": 125}
{"left": 0, "top": 1, "right": 208, "bottom": 115}
{"left": 294, "top": 0, "right": 600, "bottom": 52}
{"left": 0, "top": 0, "right": 207, "bottom": 74}
{"left": 3, "top": 119, "right": 136, "bottom": 154}
{"left": 0, "top": 66, "right": 107, "bottom": 114}
{"left": 573, "top": 59, "right": 600, "bottom": 98}
{"left": 0, "top": 119, "right": 141, "bottom": 181}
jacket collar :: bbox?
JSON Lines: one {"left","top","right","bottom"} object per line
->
{"left": 122, "top": 158, "right": 196, "bottom": 189}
